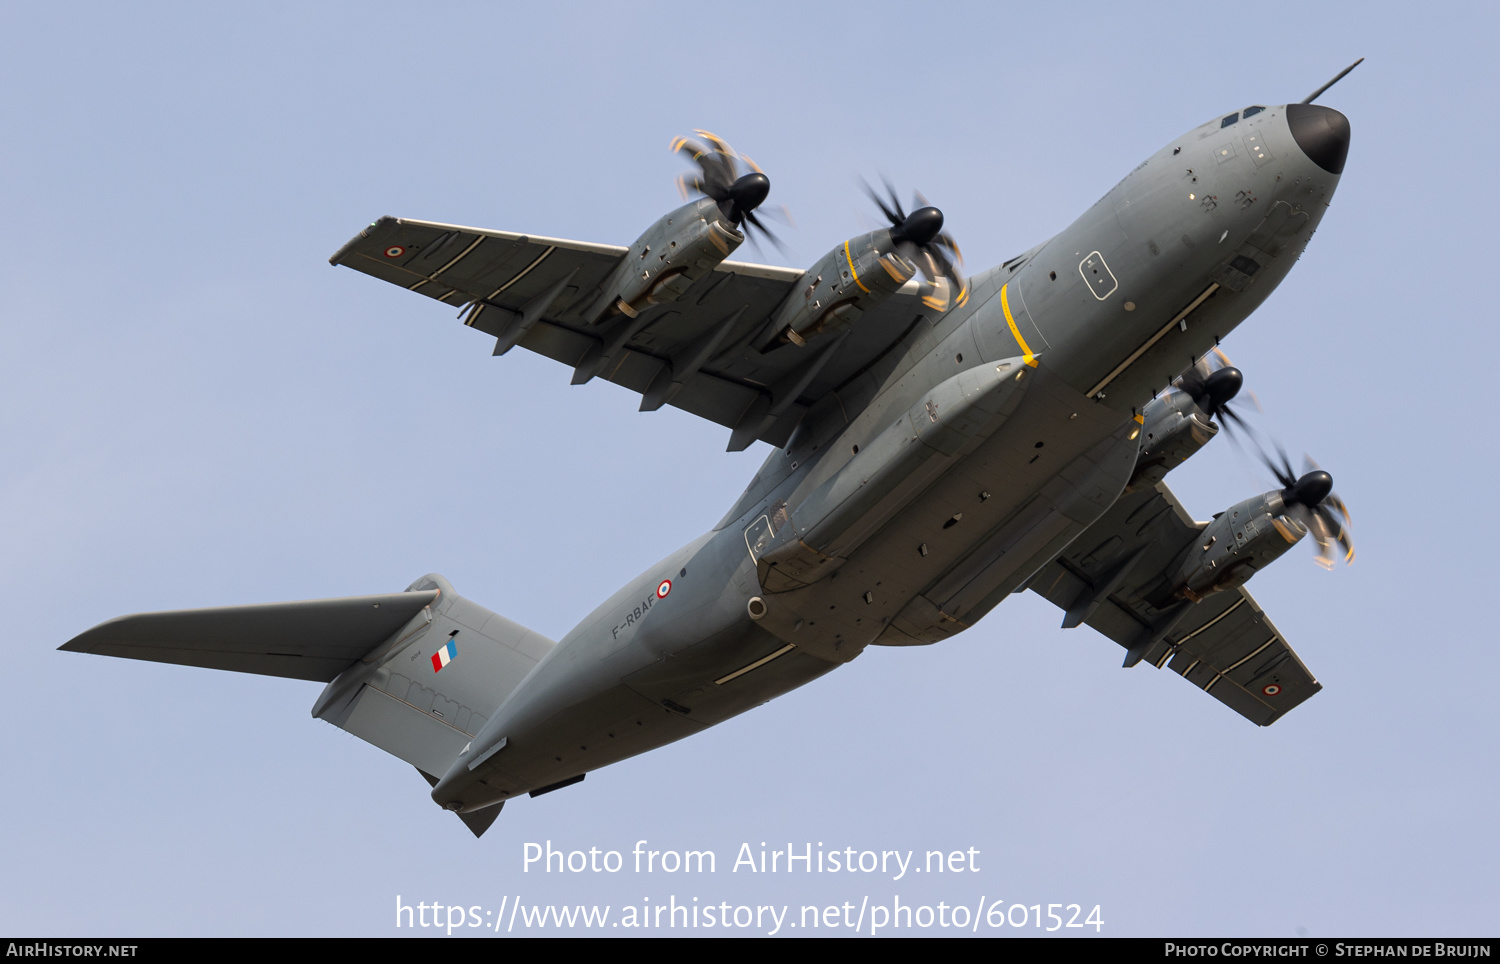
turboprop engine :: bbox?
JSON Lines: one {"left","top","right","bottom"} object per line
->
{"left": 1162, "top": 469, "right": 1350, "bottom": 604}
{"left": 753, "top": 185, "right": 966, "bottom": 350}
{"left": 593, "top": 196, "right": 749, "bottom": 320}
{"left": 586, "top": 131, "right": 775, "bottom": 322}
{"left": 1130, "top": 356, "right": 1246, "bottom": 489}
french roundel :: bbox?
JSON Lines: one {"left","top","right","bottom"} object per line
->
{"left": 1262, "top": 684, "right": 1281, "bottom": 696}
{"left": 657, "top": 580, "right": 672, "bottom": 599}
{"left": 384, "top": 245, "right": 406, "bottom": 258}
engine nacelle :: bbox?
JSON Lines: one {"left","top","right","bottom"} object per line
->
{"left": 1128, "top": 389, "right": 1219, "bottom": 488}
{"left": 1164, "top": 491, "right": 1305, "bottom": 602}
{"left": 593, "top": 197, "right": 743, "bottom": 321}
{"left": 753, "top": 229, "right": 923, "bottom": 350}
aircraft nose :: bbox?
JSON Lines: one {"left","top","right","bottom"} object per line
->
{"left": 1286, "top": 103, "right": 1350, "bottom": 175}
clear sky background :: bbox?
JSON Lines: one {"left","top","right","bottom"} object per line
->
{"left": 2, "top": 1, "right": 1494, "bottom": 938}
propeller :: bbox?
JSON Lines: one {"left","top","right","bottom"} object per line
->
{"left": 673, "top": 130, "right": 785, "bottom": 252}
{"left": 1173, "top": 346, "right": 1259, "bottom": 432}
{"left": 1263, "top": 447, "right": 1355, "bottom": 569}
{"left": 863, "top": 180, "right": 967, "bottom": 311}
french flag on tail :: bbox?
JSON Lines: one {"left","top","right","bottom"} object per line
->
{"left": 431, "top": 639, "right": 457, "bottom": 673}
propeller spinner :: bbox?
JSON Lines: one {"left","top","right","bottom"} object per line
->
{"left": 1267, "top": 449, "right": 1355, "bottom": 569}
{"left": 864, "top": 180, "right": 967, "bottom": 312}
{"left": 1174, "top": 347, "right": 1258, "bottom": 431}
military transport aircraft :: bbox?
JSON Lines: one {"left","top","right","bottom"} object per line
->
{"left": 62, "top": 68, "right": 1359, "bottom": 837}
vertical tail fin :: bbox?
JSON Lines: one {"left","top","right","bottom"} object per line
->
{"left": 314, "top": 573, "right": 555, "bottom": 782}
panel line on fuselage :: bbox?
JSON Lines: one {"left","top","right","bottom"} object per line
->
{"left": 714, "top": 643, "right": 797, "bottom": 685}
{"left": 1085, "top": 282, "right": 1221, "bottom": 398}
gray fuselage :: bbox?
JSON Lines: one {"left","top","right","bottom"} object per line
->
{"left": 432, "top": 102, "right": 1348, "bottom": 812}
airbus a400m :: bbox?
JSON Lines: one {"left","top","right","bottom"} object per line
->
{"left": 64, "top": 70, "right": 1359, "bottom": 836}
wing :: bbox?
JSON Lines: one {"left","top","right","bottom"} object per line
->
{"left": 59, "top": 591, "right": 441, "bottom": 682}
{"left": 1026, "top": 481, "right": 1321, "bottom": 725}
{"left": 330, "top": 217, "right": 928, "bottom": 450}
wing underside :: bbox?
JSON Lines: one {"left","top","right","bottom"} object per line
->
{"left": 1027, "top": 482, "right": 1321, "bottom": 725}
{"left": 331, "top": 217, "right": 930, "bottom": 449}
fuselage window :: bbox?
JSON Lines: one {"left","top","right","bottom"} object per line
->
{"left": 1221, "top": 113, "right": 1240, "bottom": 128}
{"left": 1244, "top": 106, "right": 1265, "bottom": 118}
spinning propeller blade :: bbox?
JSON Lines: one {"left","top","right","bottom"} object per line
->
{"left": 862, "top": 179, "right": 967, "bottom": 311}
{"left": 1173, "top": 350, "right": 1353, "bottom": 568}
{"left": 1262, "top": 446, "right": 1356, "bottom": 569}
{"left": 1174, "top": 347, "right": 1256, "bottom": 432}
{"left": 674, "top": 130, "right": 787, "bottom": 254}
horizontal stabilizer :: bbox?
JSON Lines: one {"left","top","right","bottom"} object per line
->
{"left": 60, "top": 591, "right": 441, "bottom": 682}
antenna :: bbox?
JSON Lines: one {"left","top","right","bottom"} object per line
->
{"left": 1301, "top": 58, "right": 1364, "bottom": 105}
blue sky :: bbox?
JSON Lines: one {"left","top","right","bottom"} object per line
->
{"left": 2, "top": 2, "right": 1495, "bottom": 937}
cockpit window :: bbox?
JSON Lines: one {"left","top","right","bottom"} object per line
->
{"left": 1221, "top": 113, "right": 1240, "bottom": 128}
{"left": 1244, "top": 106, "right": 1265, "bottom": 117}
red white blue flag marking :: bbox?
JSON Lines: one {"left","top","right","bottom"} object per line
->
{"left": 657, "top": 579, "right": 672, "bottom": 599}
{"left": 431, "top": 639, "right": 457, "bottom": 673}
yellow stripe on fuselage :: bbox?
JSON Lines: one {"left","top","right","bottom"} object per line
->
{"left": 844, "top": 241, "right": 870, "bottom": 294}
{"left": 1000, "top": 283, "right": 1038, "bottom": 367}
